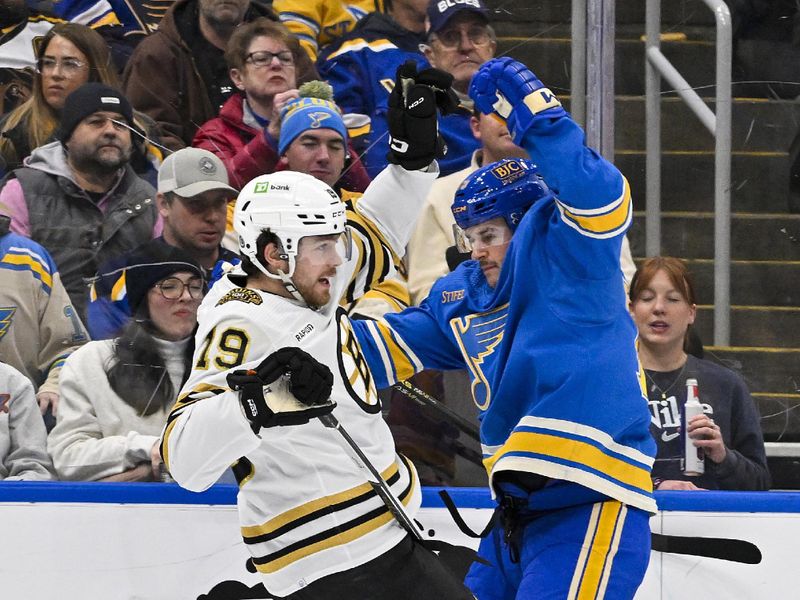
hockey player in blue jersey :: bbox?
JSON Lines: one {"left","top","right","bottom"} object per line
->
{"left": 353, "top": 57, "right": 657, "bottom": 599}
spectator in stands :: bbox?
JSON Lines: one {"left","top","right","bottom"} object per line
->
{"left": 0, "top": 362, "right": 56, "bottom": 480}
{"left": 318, "top": 0, "right": 481, "bottom": 178}
{"left": 193, "top": 18, "right": 369, "bottom": 191}
{"left": 421, "top": 0, "right": 496, "bottom": 97}
{"left": 273, "top": 0, "right": 383, "bottom": 61}
{"left": 0, "top": 83, "right": 160, "bottom": 321}
{"left": 629, "top": 256, "right": 771, "bottom": 491}
{"left": 87, "top": 147, "right": 239, "bottom": 339}
{"left": 48, "top": 241, "right": 204, "bottom": 482}
{"left": 0, "top": 23, "right": 117, "bottom": 172}
{"left": 277, "top": 84, "right": 409, "bottom": 318}
{"left": 0, "top": 23, "right": 163, "bottom": 183}
{"left": 123, "top": 0, "right": 317, "bottom": 151}
{"left": 0, "top": 212, "right": 88, "bottom": 428}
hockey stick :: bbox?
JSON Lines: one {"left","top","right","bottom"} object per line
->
{"left": 392, "top": 379, "right": 481, "bottom": 441}
{"left": 651, "top": 532, "right": 762, "bottom": 564}
{"left": 390, "top": 384, "right": 762, "bottom": 565}
{"left": 318, "top": 412, "right": 424, "bottom": 542}
{"left": 319, "top": 412, "right": 488, "bottom": 582}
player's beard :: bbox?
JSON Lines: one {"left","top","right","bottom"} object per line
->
{"left": 295, "top": 269, "right": 336, "bottom": 310}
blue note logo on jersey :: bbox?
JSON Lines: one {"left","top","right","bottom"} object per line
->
{"left": 450, "top": 304, "right": 509, "bottom": 410}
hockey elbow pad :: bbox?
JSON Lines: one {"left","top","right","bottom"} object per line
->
{"left": 469, "top": 57, "right": 566, "bottom": 146}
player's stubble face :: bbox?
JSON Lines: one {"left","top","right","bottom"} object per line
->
{"left": 465, "top": 217, "right": 512, "bottom": 288}
{"left": 291, "top": 235, "right": 344, "bottom": 309}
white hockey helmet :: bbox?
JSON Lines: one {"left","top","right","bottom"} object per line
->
{"left": 234, "top": 171, "right": 349, "bottom": 281}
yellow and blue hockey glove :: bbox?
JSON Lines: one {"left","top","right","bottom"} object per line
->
{"left": 469, "top": 57, "right": 566, "bottom": 145}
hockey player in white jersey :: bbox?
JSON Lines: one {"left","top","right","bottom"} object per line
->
{"left": 160, "top": 65, "right": 474, "bottom": 599}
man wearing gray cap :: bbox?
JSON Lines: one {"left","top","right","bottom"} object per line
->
{"left": 156, "top": 147, "right": 239, "bottom": 273}
{"left": 86, "top": 147, "right": 240, "bottom": 339}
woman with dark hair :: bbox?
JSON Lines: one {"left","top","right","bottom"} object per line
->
{"left": 0, "top": 22, "right": 162, "bottom": 181}
{"left": 628, "top": 256, "right": 770, "bottom": 491}
{"left": 48, "top": 242, "right": 204, "bottom": 481}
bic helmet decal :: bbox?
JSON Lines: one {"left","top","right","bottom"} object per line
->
{"left": 451, "top": 158, "right": 553, "bottom": 231}
{"left": 490, "top": 159, "right": 527, "bottom": 185}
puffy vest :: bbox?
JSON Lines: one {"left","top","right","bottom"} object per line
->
{"left": 14, "top": 166, "right": 157, "bottom": 320}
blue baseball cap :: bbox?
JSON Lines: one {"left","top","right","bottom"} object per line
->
{"left": 427, "top": 0, "right": 489, "bottom": 35}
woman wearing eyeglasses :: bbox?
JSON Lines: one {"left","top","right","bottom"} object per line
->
{"left": 0, "top": 23, "right": 163, "bottom": 183}
{"left": 193, "top": 18, "right": 370, "bottom": 193}
{"left": 48, "top": 242, "right": 205, "bottom": 482}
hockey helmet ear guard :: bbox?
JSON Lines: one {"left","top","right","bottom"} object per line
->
{"left": 451, "top": 158, "right": 553, "bottom": 241}
{"left": 234, "top": 171, "right": 349, "bottom": 280}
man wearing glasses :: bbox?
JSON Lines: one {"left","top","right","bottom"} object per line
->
{"left": 319, "top": 0, "right": 496, "bottom": 179}
{"left": 422, "top": 1, "right": 497, "bottom": 101}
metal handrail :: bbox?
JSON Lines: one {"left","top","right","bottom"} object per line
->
{"left": 645, "top": 0, "right": 732, "bottom": 345}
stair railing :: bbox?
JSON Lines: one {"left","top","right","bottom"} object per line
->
{"left": 645, "top": 0, "right": 732, "bottom": 345}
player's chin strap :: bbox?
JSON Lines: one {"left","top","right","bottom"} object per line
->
{"left": 274, "top": 268, "right": 308, "bottom": 307}
{"left": 255, "top": 254, "right": 310, "bottom": 307}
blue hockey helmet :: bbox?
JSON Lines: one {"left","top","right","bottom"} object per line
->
{"left": 451, "top": 158, "right": 553, "bottom": 232}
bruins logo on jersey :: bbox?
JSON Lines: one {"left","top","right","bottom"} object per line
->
{"left": 216, "top": 288, "right": 263, "bottom": 307}
{"left": 337, "top": 309, "right": 380, "bottom": 413}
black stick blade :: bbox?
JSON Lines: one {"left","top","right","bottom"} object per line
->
{"left": 651, "top": 532, "right": 762, "bottom": 564}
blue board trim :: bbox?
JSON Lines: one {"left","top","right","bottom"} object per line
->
{"left": 1, "top": 482, "right": 799, "bottom": 512}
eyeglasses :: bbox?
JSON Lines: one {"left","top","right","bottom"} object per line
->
{"left": 245, "top": 50, "right": 295, "bottom": 68}
{"left": 153, "top": 277, "right": 205, "bottom": 300}
{"left": 36, "top": 57, "right": 88, "bottom": 75}
{"left": 431, "top": 27, "right": 492, "bottom": 49}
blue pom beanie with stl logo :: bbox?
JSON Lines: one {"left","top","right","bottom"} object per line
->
{"left": 277, "top": 97, "right": 348, "bottom": 155}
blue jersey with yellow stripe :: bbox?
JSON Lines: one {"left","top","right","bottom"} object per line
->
{"left": 353, "top": 114, "right": 657, "bottom": 514}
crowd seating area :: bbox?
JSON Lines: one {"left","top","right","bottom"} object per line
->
{"left": 0, "top": 0, "right": 797, "bottom": 494}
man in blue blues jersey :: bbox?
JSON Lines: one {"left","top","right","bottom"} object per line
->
{"left": 353, "top": 57, "right": 657, "bottom": 599}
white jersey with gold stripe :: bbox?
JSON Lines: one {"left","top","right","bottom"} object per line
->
{"left": 161, "top": 164, "right": 436, "bottom": 596}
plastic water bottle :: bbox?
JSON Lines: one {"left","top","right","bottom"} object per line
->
{"left": 682, "top": 378, "right": 705, "bottom": 476}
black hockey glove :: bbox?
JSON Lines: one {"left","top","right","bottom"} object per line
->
{"left": 227, "top": 347, "right": 335, "bottom": 431}
{"left": 386, "top": 60, "right": 459, "bottom": 171}
{"left": 256, "top": 347, "right": 334, "bottom": 406}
